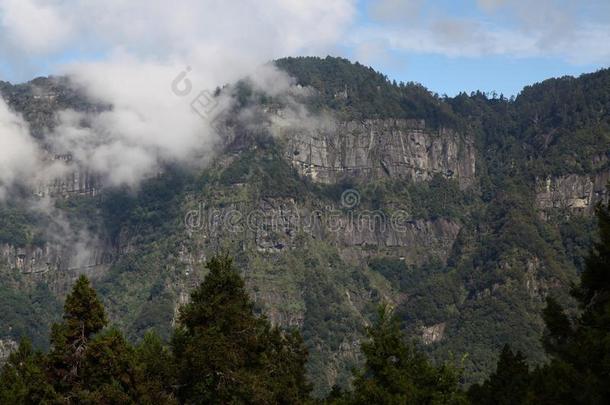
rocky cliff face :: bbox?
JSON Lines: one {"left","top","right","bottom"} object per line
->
{"left": 0, "top": 238, "right": 111, "bottom": 297}
{"left": 283, "top": 119, "right": 476, "bottom": 188}
{"left": 37, "top": 117, "right": 475, "bottom": 198}
{"left": 421, "top": 322, "right": 446, "bottom": 344}
{"left": 0, "top": 76, "right": 99, "bottom": 137}
{"left": 535, "top": 171, "right": 610, "bottom": 216}
{"left": 0, "top": 79, "right": 101, "bottom": 199}
{"left": 183, "top": 195, "right": 461, "bottom": 266}
{"left": 35, "top": 154, "right": 101, "bottom": 198}
{"left": 0, "top": 243, "right": 62, "bottom": 275}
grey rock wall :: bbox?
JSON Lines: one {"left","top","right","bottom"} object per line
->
{"left": 283, "top": 119, "right": 476, "bottom": 188}
{"left": 535, "top": 171, "right": 610, "bottom": 216}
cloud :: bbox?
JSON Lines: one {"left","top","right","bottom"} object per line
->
{"left": 0, "top": 0, "right": 71, "bottom": 55}
{"left": 353, "top": 38, "right": 408, "bottom": 72}
{"left": 351, "top": 23, "right": 535, "bottom": 58}
{"left": 47, "top": 56, "right": 234, "bottom": 187}
{"left": 0, "top": 97, "right": 67, "bottom": 199}
{"left": 0, "top": 0, "right": 356, "bottom": 78}
{"left": 356, "top": 0, "right": 610, "bottom": 65}
{"left": 0, "top": 0, "right": 357, "bottom": 190}
{"left": 476, "top": 0, "right": 506, "bottom": 12}
{"left": 1, "top": 0, "right": 608, "bottom": 73}
{"left": 0, "top": 98, "right": 37, "bottom": 198}
{"left": 368, "top": 0, "right": 424, "bottom": 24}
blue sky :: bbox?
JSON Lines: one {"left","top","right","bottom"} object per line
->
{"left": 0, "top": 0, "right": 608, "bottom": 96}
{"left": 352, "top": 52, "right": 604, "bottom": 97}
{"left": 343, "top": 0, "right": 608, "bottom": 95}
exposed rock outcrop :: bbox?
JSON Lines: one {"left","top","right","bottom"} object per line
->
{"left": 536, "top": 171, "right": 610, "bottom": 216}
{"left": 184, "top": 197, "right": 461, "bottom": 265}
{"left": 0, "top": 243, "right": 62, "bottom": 274}
{"left": 0, "top": 241, "right": 109, "bottom": 275}
{"left": 0, "top": 240, "right": 111, "bottom": 298}
{"left": 421, "top": 322, "right": 446, "bottom": 344}
{"left": 35, "top": 154, "right": 101, "bottom": 198}
{"left": 0, "top": 339, "right": 18, "bottom": 366}
{"left": 283, "top": 119, "right": 476, "bottom": 188}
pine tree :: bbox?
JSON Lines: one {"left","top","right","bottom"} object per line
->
{"left": 573, "top": 199, "right": 610, "bottom": 311}
{"left": 61, "top": 275, "right": 108, "bottom": 340}
{"left": 47, "top": 275, "right": 108, "bottom": 394}
{"left": 468, "top": 344, "right": 530, "bottom": 405}
{"left": 77, "top": 328, "right": 140, "bottom": 403}
{"left": 44, "top": 275, "right": 168, "bottom": 403}
{"left": 0, "top": 338, "right": 59, "bottom": 404}
{"left": 172, "top": 255, "right": 311, "bottom": 404}
{"left": 530, "top": 200, "right": 610, "bottom": 404}
{"left": 134, "top": 331, "right": 178, "bottom": 404}
{"left": 347, "top": 305, "right": 467, "bottom": 404}
{"left": 262, "top": 327, "right": 312, "bottom": 403}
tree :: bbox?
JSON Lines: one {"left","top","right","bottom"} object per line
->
{"left": 134, "top": 331, "right": 178, "bottom": 404}
{"left": 43, "top": 276, "right": 172, "bottom": 403}
{"left": 47, "top": 275, "right": 108, "bottom": 394}
{"left": 77, "top": 328, "right": 141, "bottom": 403}
{"left": 60, "top": 275, "right": 108, "bottom": 340}
{"left": 530, "top": 200, "right": 610, "bottom": 404}
{"left": 0, "top": 338, "right": 59, "bottom": 404}
{"left": 346, "top": 305, "right": 467, "bottom": 404}
{"left": 573, "top": 200, "right": 610, "bottom": 311}
{"left": 172, "top": 255, "right": 311, "bottom": 404}
{"left": 468, "top": 344, "right": 530, "bottom": 405}
{"left": 261, "top": 328, "right": 312, "bottom": 404}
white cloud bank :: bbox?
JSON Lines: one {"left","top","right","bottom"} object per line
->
{"left": 0, "top": 0, "right": 356, "bottom": 190}
{"left": 0, "top": 0, "right": 70, "bottom": 55}
{"left": 0, "top": 98, "right": 67, "bottom": 198}
{"left": 0, "top": 98, "right": 40, "bottom": 198}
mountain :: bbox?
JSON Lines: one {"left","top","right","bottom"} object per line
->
{"left": 0, "top": 56, "right": 608, "bottom": 396}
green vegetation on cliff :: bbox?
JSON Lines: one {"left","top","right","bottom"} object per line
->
{"left": 275, "top": 56, "right": 462, "bottom": 129}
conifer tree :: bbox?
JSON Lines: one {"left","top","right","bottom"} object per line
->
{"left": 44, "top": 275, "right": 167, "bottom": 403}
{"left": 530, "top": 200, "right": 610, "bottom": 404}
{"left": 262, "top": 327, "right": 312, "bottom": 403}
{"left": 172, "top": 255, "right": 311, "bottom": 404}
{"left": 134, "top": 330, "right": 178, "bottom": 404}
{"left": 468, "top": 344, "right": 530, "bottom": 405}
{"left": 573, "top": 199, "right": 610, "bottom": 311}
{"left": 77, "top": 328, "right": 140, "bottom": 402}
{"left": 47, "top": 275, "right": 108, "bottom": 394}
{"left": 0, "top": 338, "right": 59, "bottom": 404}
{"left": 347, "top": 305, "right": 467, "bottom": 405}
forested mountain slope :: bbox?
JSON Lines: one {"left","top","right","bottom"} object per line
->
{"left": 0, "top": 56, "right": 608, "bottom": 395}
